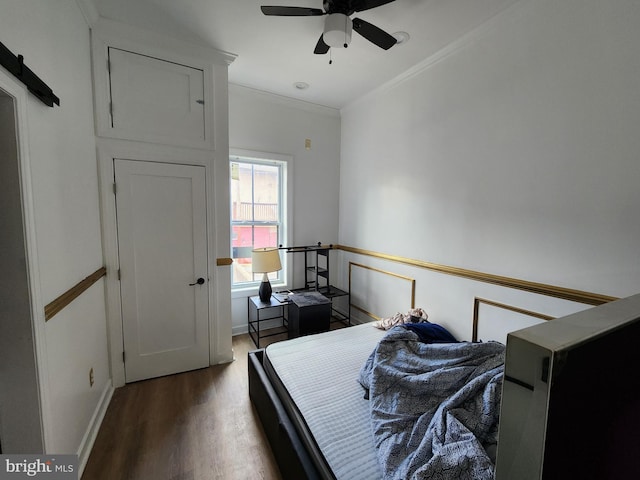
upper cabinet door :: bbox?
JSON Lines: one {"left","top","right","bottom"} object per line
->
{"left": 108, "top": 47, "right": 206, "bottom": 146}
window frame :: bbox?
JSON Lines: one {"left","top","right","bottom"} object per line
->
{"left": 229, "top": 149, "right": 293, "bottom": 297}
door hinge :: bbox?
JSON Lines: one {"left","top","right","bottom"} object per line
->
{"left": 109, "top": 101, "right": 113, "bottom": 117}
{"left": 122, "top": 351, "right": 125, "bottom": 363}
{"left": 117, "top": 269, "right": 121, "bottom": 280}
{"left": 113, "top": 182, "right": 117, "bottom": 195}
{"left": 107, "top": 58, "right": 111, "bottom": 73}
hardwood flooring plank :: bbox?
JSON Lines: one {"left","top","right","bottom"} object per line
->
{"left": 82, "top": 334, "right": 282, "bottom": 480}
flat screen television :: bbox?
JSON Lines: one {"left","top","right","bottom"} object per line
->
{"left": 495, "top": 292, "right": 640, "bottom": 480}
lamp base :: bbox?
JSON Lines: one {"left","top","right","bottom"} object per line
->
{"left": 258, "top": 276, "right": 272, "bottom": 303}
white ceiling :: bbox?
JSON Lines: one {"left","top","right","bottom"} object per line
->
{"left": 93, "top": 0, "right": 520, "bottom": 110}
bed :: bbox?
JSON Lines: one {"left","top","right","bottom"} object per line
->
{"left": 249, "top": 323, "right": 385, "bottom": 479}
{"left": 248, "top": 320, "right": 505, "bottom": 480}
{"left": 249, "top": 292, "right": 640, "bottom": 480}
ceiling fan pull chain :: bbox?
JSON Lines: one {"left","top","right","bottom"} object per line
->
{"left": 344, "top": 15, "right": 348, "bottom": 48}
{"left": 329, "top": 49, "right": 333, "bottom": 65}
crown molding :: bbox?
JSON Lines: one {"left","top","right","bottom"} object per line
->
{"left": 343, "top": 0, "right": 529, "bottom": 112}
{"left": 229, "top": 83, "right": 340, "bottom": 118}
{"left": 92, "top": 17, "right": 237, "bottom": 67}
{"left": 75, "top": 0, "right": 100, "bottom": 27}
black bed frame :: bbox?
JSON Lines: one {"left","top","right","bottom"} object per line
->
{"left": 248, "top": 349, "right": 326, "bottom": 480}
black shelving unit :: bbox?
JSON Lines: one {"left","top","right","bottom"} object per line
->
{"left": 282, "top": 243, "right": 350, "bottom": 325}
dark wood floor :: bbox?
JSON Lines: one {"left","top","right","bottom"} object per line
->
{"left": 82, "top": 333, "right": 284, "bottom": 480}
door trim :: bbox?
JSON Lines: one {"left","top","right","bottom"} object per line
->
{"left": 92, "top": 21, "right": 235, "bottom": 387}
{"left": 97, "top": 142, "right": 233, "bottom": 387}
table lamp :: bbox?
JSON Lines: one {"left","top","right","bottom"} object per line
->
{"left": 252, "top": 247, "right": 282, "bottom": 302}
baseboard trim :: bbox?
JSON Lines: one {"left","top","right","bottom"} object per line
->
{"left": 232, "top": 324, "right": 248, "bottom": 336}
{"left": 77, "top": 379, "right": 114, "bottom": 476}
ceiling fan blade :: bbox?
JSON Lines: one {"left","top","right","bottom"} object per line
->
{"left": 261, "top": 6, "right": 325, "bottom": 16}
{"left": 352, "top": 17, "right": 397, "bottom": 50}
{"left": 314, "top": 35, "right": 330, "bottom": 54}
{"left": 353, "top": 0, "right": 396, "bottom": 13}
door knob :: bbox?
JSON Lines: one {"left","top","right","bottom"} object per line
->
{"left": 189, "top": 277, "right": 205, "bottom": 286}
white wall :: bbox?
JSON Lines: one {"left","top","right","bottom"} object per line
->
{"left": 0, "top": 0, "right": 110, "bottom": 463}
{"left": 339, "top": 0, "right": 640, "bottom": 336}
{"left": 228, "top": 85, "right": 341, "bottom": 334}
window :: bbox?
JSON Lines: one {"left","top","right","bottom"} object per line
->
{"left": 230, "top": 153, "right": 289, "bottom": 289}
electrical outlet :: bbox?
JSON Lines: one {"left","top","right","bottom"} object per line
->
{"left": 89, "top": 368, "right": 94, "bottom": 387}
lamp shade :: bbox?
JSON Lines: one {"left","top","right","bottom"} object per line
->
{"left": 251, "top": 247, "right": 282, "bottom": 274}
{"left": 323, "top": 13, "right": 352, "bottom": 48}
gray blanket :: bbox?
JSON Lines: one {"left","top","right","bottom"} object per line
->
{"left": 358, "top": 327, "right": 505, "bottom": 480}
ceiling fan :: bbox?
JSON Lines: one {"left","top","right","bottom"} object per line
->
{"left": 260, "top": 0, "right": 398, "bottom": 54}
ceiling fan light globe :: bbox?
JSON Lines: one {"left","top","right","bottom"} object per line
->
{"left": 323, "top": 13, "right": 352, "bottom": 48}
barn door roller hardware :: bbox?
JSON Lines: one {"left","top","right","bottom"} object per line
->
{"left": 0, "top": 40, "right": 60, "bottom": 107}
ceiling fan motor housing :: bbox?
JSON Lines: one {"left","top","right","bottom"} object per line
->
{"left": 260, "top": 0, "right": 398, "bottom": 53}
{"left": 323, "top": 13, "right": 352, "bottom": 48}
{"left": 323, "top": 0, "right": 357, "bottom": 16}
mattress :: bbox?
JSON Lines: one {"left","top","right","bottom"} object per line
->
{"left": 264, "top": 323, "right": 385, "bottom": 480}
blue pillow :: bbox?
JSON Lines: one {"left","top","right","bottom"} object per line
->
{"left": 403, "top": 322, "right": 458, "bottom": 344}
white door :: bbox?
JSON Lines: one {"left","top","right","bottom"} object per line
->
{"left": 114, "top": 159, "right": 209, "bottom": 382}
{"left": 108, "top": 47, "right": 206, "bottom": 145}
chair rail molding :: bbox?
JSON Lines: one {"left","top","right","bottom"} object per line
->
{"left": 337, "top": 245, "right": 618, "bottom": 306}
